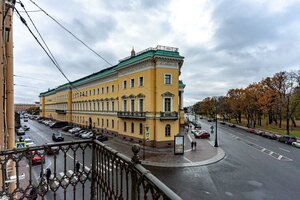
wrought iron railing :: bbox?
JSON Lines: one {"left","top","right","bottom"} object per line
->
{"left": 0, "top": 140, "right": 181, "bottom": 200}
{"left": 117, "top": 112, "right": 146, "bottom": 119}
{"left": 160, "top": 112, "right": 178, "bottom": 120}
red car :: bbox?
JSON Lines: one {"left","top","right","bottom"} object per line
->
{"left": 195, "top": 130, "right": 210, "bottom": 139}
{"left": 30, "top": 150, "right": 46, "bottom": 165}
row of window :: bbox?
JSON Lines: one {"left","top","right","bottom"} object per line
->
{"left": 72, "top": 116, "right": 172, "bottom": 137}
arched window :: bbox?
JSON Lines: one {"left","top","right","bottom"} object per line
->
{"left": 165, "top": 124, "right": 171, "bottom": 137}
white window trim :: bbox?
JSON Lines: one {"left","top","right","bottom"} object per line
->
{"left": 138, "top": 76, "right": 144, "bottom": 87}
{"left": 138, "top": 98, "right": 144, "bottom": 112}
{"left": 164, "top": 74, "right": 172, "bottom": 85}
{"left": 130, "top": 78, "right": 135, "bottom": 88}
{"left": 163, "top": 97, "right": 172, "bottom": 112}
{"left": 130, "top": 99, "right": 135, "bottom": 112}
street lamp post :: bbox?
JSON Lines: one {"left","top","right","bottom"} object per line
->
{"left": 214, "top": 98, "right": 218, "bottom": 147}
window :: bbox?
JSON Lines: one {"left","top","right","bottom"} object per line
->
{"left": 97, "top": 102, "right": 100, "bottom": 111}
{"left": 97, "top": 118, "right": 99, "bottom": 126}
{"left": 139, "top": 77, "right": 144, "bottom": 87}
{"left": 112, "top": 85, "right": 114, "bottom": 92}
{"left": 112, "top": 120, "right": 114, "bottom": 128}
{"left": 102, "top": 87, "right": 104, "bottom": 94}
{"left": 139, "top": 99, "right": 144, "bottom": 112}
{"left": 89, "top": 90, "right": 91, "bottom": 96}
{"left": 130, "top": 79, "right": 135, "bottom": 88}
{"left": 124, "top": 122, "right": 127, "bottom": 132}
{"left": 164, "top": 74, "right": 172, "bottom": 85}
{"left": 106, "top": 86, "right": 109, "bottom": 93}
{"left": 131, "top": 99, "right": 135, "bottom": 112}
{"left": 94, "top": 102, "right": 96, "bottom": 110}
{"left": 89, "top": 103, "right": 91, "bottom": 111}
{"left": 131, "top": 122, "right": 134, "bottom": 133}
{"left": 107, "top": 119, "right": 109, "bottom": 127}
{"left": 97, "top": 88, "right": 100, "bottom": 94}
{"left": 112, "top": 101, "right": 115, "bottom": 112}
{"left": 164, "top": 98, "right": 171, "bottom": 112}
{"left": 123, "top": 80, "right": 127, "bottom": 89}
{"left": 102, "top": 102, "right": 104, "bottom": 111}
{"left": 165, "top": 124, "right": 171, "bottom": 137}
{"left": 106, "top": 102, "right": 109, "bottom": 111}
{"left": 123, "top": 100, "right": 127, "bottom": 111}
{"left": 102, "top": 119, "right": 104, "bottom": 127}
{"left": 139, "top": 123, "right": 143, "bottom": 135}
{"left": 93, "top": 89, "right": 95, "bottom": 95}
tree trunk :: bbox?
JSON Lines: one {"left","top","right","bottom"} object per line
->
{"left": 286, "top": 96, "right": 290, "bottom": 135}
{"left": 291, "top": 117, "right": 297, "bottom": 127}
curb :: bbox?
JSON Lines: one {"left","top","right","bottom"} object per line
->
{"left": 141, "top": 147, "right": 226, "bottom": 168}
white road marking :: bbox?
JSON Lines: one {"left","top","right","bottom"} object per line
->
{"left": 277, "top": 155, "right": 283, "bottom": 160}
{"left": 247, "top": 136, "right": 257, "bottom": 141}
{"left": 187, "top": 133, "right": 193, "bottom": 142}
{"left": 183, "top": 157, "right": 193, "bottom": 163}
{"left": 268, "top": 151, "right": 273, "bottom": 156}
{"left": 279, "top": 147, "right": 290, "bottom": 153}
{"left": 261, "top": 148, "right": 266, "bottom": 152}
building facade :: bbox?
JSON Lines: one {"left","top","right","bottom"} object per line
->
{"left": 39, "top": 45, "right": 185, "bottom": 147}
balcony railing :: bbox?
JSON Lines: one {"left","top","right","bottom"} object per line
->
{"left": 117, "top": 111, "right": 146, "bottom": 119}
{"left": 0, "top": 140, "right": 181, "bottom": 200}
{"left": 160, "top": 112, "right": 178, "bottom": 120}
{"left": 55, "top": 109, "right": 66, "bottom": 114}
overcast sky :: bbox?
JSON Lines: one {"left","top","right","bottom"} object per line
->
{"left": 13, "top": 0, "right": 300, "bottom": 106}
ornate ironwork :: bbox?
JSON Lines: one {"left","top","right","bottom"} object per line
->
{"left": 160, "top": 112, "right": 178, "bottom": 120}
{"left": 0, "top": 140, "right": 181, "bottom": 200}
{"left": 117, "top": 111, "right": 146, "bottom": 119}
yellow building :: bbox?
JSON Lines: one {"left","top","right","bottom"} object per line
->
{"left": 39, "top": 45, "right": 185, "bottom": 147}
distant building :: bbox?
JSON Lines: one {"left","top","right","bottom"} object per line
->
{"left": 39, "top": 45, "right": 185, "bottom": 148}
{"left": 14, "top": 103, "right": 39, "bottom": 112}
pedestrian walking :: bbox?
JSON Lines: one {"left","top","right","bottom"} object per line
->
{"left": 29, "top": 187, "right": 37, "bottom": 200}
{"left": 194, "top": 141, "right": 197, "bottom": 150}
{"left": 76, "top": 160, "right": 80, "bottom": 173}
{"left": 191, "top": 141, "right": 194, "bottom": 150}
{"left": 46, "top": 168, "right": 51, "bottom": 184}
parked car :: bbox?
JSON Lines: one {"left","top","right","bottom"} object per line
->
{"left": 45, "top": 146, "right": 59, "bottom": 155}
{"left": 50, "top": 121, "right": 69, "bottom": 128}
{"left": 219, "top": 121, "right": 226, "bottom": 125}
{"left": 69, "top": 127, "right": 81, "bottom": 134}
{"left": 22, "top": 125, "right": 30, "bottom": 131}
{"left": 207, "top": 119, "right": 212, "bottom": 122}
{"left": 194, "top": 123, "right": 202, "bottom": 129}
{"left": 292, "top": 141, "right": 300, "bottom": 148}
{"left": 255, "top": 130, "right": 264, "bottom": 136}
{"left": 81, "top": 132, "right": 93, "bottom": 139}
{"left": 195, "top": 130, "right": 210, "bottom": 139}
{"left": 52, "top": 132, "right": 64, "bottom": 142}
{"left": 228, "top": 124, "right": 236, "bottom": 128}
{"left": 62, "top": 126, "right": 73, "bottom": 132}
{"left": 17, "top": 127, "right": 25, "bottom": 136}
{"left": 261, "top": 132, "right": 278, "bottom": 140}
{"left": 29, "top": 150, "right": 45, "bottom": 165}
{"left": 247, "top": 128, "right": 256, "bottom": 134}
{"left": 278, "top": 135, "right": 297, "bottom": 144}
{"left": 96, "top": 135, "right": 108, "bottom": 142}
{"left": 191, "top": 130, "right": 200, "bottom": 135}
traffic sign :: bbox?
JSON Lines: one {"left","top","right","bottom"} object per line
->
{"left": 16, "top": 142, "right": 26, "bottom": 149}
{"left": 210, "top": 126, "right": 214, "bottom": 130}
{"left": 145, "top": 126, "right": 150, "bottom": 139}
{"left": 146, "top": 138, "right": 150, "bottom": 143}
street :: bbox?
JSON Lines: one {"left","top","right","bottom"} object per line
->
{"left": 147, "top": 116, "right": 300, "bottom": 200}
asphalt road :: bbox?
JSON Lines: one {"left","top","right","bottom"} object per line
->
{"left": 20, "top": 119, "right": 92, "bottom": 200}
{"left": 147, "top": 115, "right": 300, "bottom": 200}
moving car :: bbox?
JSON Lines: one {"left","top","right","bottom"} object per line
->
{"left": 29, "top": 150, "right": 45, "bottom": 165}
{"left": 292, "top": 141, "right": 300, "bottom": 148}
{"left": 17, "top": 127, "right": 25, "bottom": 136}
{"left": 278, "top": 135, "right": 297, "bottom": 144}
{"left": 52, "top": 132, "right": 64, "bottom": 142}
{"left": 22, "top": 125, "right": 30, "bottom": 131}
{"left": 96, "top": 135, "right": 108, "bottom": 142}
{"left": 195, "top": 130, "right": 210, "bottom": 139}
{"left": 45, "top": 146, "right": 59, "bottom": 155}
{"left": 191, "top": 130, "right": 200, "bottom": 135}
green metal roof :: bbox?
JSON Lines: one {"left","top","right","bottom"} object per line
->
{"left": 179, "top": 80, "right": 186, "bottom": 88}
{"left": 40, "top": 46, "right": 184, "bottom": 97}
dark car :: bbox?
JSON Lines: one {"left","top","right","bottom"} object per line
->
{"left": 207, "top": 119, "right": 212, "bottom": 122}
{"left": 62, "top": 126, "right": 73, "bottom": 132}
{"left": 52, "top": 132, "right": 64, "bottom": 142}
{"left": 194, "top": 123, "right": 202, "bottom": 129}
{"left": 278, "top": 135, "right": 297, "bottom": 144}
{"left": 219, "top": 121, "right": 226, "bottom": 125}
{"left": 96, "top": 135, "right": 108, "bottom": 142}
{"left": 22, "top": 125, "right": 30, "bottom": 131}
{"left": 228, "top": 124, "right": 236, "bottom": 128}
{"left": 50, "top": 121, "right": 69, "bottom": 128}
{"left": 45, "top": 146, "right": 59, "bottom": 155}
{"left": 247, "top": 128, "right": 256, "bottom": 134}
{"left": 195, "top": 130, "right": 210, "bottom": 139}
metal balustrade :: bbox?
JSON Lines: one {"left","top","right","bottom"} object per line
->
{"left": 0, "top": 140, "right": 181, "bottom": 200}
{"left": 117, "top": 112, "right": 146, "bottom": 119}
{"left": 160, "top": 112, "right": 178, "bottom": 120}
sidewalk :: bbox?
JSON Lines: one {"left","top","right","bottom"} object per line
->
{"left": 105, "top": 127, "right": 226, "bottom": 168}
